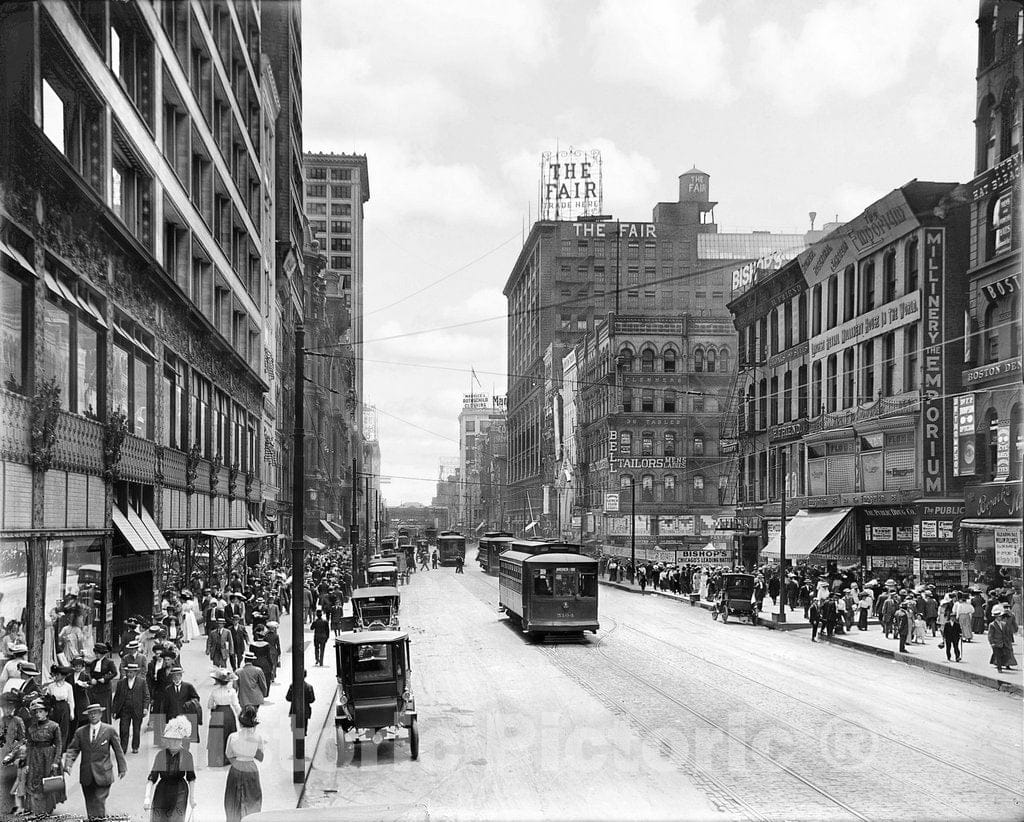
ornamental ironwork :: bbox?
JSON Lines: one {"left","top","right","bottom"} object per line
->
{"left": 185, "top": 443, "right": 201, "bottom": 494}
{"left": 30, "top": 377, "right": 62, "bottom": 472}
{"left": 102, "top": 410, "right": 129, "bottom": 482}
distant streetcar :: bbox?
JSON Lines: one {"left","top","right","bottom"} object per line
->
{"left": 436, "top": 531, "right": 466, "bottom": 566}
{"left": 424, "top": 527, "right": 438, "bottom": 547}
{"left": 498, "top": 540, "right": 599, "bottom": 637}
{"left": 477, "top": 531, "right": 514, "bottom": 576}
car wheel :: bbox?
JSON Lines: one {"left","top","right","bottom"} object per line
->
{"left": 409, "top": 718, "right": 419, "bottom": 761}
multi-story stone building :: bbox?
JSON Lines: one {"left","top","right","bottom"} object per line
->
{"left": 301, "top": 152, "right": 369, "bottom": 544}
{"left": 728, "top": 181, "right": 971, "bottom": 584}
{"left": 958, "top": 1, "right": 1023, "bottom": 584}
{"left": 0, "top": 0, "right": 285, "bottom": 659}
{"left": 457, "top": 397, "right": 505, "bottom": 531}
{"left": 504, "top": 168, "right": 807, "bottom": 535}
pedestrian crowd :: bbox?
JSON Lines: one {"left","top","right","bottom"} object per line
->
{"left": 0, "top": 560, "right": 304, "bottom": 820}
{"left": 602, "top": 557, "right": 1021, "bottom": 675}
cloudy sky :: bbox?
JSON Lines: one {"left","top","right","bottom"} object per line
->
{"left": 302, "top": 0, "right": 977, "bottom": 506}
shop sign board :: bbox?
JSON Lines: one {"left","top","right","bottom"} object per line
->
{"left": 606, "top": 515, "right": 650, "bottom": 536}
{"left": 966, "top": 481, "right": 1023, "bottom": 518}
{"left": 871, "top": 526, "right": 894, "bottom": 541}
{"left": 996, "top": 424, "right": 1012, "bottom": 478}
{"left": 921, "top": 228, "right": 946, "bottom": 494}
{"left": 895, "top": 526, "right": 915, "bottom": 542}
{"left": 660, "top": 516, "right": 696, "bottom": 536}
{"left": 809, "top": 291, "right": 920, "bottom": 360}
{"left": 952, "top": 393, "right": 976, "bottom": 476}
{"left": 962, "top": 358, "right": 1022, "bottom": 386}
{"left": 995, "top": 528, "right": 1022, "bottom": 567}
{"left": 604, "top": 492, "right": 620, "bottom": 513}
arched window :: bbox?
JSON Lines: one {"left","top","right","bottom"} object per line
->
{"left": 694, "top": 347, "right": 705, "bottom": 372}
{"left": 640, "top": 348, "right": 655, "bottom": 373}
{"left": 664, "top": 474, "right": 676, "bottom": 501}
{"left": 981, "top": 2, "right": 998, "bottom": 66}
{"left": 905, "top": 237, "right": 919, "bottom": 292}
{"left": 985, "top": 301, "right": 1001, "bottom": 363}
{"left": 693, "top": 433, "right": 705, "bottom": 456}
{"left": 663, "top": 347, "right": 677, "bottom": 373}
{"left": 692, "top": 475, "right": 705, "bottom": 502}
{"left": 664, "top": 431, "right": 676, "bottom": 456}
{"left": 663, "top": 389, "right": 677, "bottom": 414}
{"left": 641, "top": 474, "right": 654, "bottom": 502}
{"left": 640, "top": 431, "right": 654, "bottom": 456}
{"left": 619, "top": 430, "right": 632, "bottom": 454}
{"left": 718, "top": 348, "right": 729, "bottom": 373}
{"left": 1002, "top": 84, "right": 1021, "bottom": 159}
{"left": 706, "top": 348, "right": 717, "bottom": 373}
{"left": 619, "top": 346, "right": 634, "bottom": 371}
{"left": 978, "top": 95, "right": 998, "bottom": 172}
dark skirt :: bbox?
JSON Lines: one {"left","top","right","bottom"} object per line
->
{"left": 224, "top": 764, "right": 262, "bottom": 822}
{"left": 50, "top": 701, "right": 72, "bottom": 752}
{"left": 151, "top": 777, "right": 190, "bottom": 822}
{"left": 990, "top": 646, "right": 1018, "bottom": 668}
{"left": 207, "top": 704, "right": 237, "bottom": 767}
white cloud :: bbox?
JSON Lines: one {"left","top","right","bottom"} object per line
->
{"left": 749, "top": 1, "right": 935, "bottom": 114}
{"left": 586, "top": 0, "right": 733, "bottom": 102}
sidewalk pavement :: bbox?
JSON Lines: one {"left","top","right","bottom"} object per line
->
{"left": 60, "top": 609, "right": 341, "bottom": 821}
{"left": 600, "top": 577, "right": 1023, "bottom": 696}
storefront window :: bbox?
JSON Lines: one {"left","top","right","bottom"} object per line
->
{"left": 44, "top": 538, "right": 100, "bottom": 667}
{"left": 0, "top": 271, "right": 27, "bottom": 394}
{"left": 0, "top": 540, "right": 29, "bottom": 632}
{"left": 43, "top": 300, "right": 71, "bottom": 402}
{"left": 77, "top": 322, "right": 100, "bottom": 418}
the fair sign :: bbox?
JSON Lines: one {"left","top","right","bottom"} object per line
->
{"left": 540, "top": 148, "right": 603, "bottom": 221}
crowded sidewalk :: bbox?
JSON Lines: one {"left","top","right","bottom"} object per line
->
{"left": 599, "top": 573, "right": 1023, "bottom": 694}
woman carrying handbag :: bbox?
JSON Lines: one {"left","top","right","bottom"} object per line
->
{"left": 23, "top": 698, "right": 64, "bottom": 815}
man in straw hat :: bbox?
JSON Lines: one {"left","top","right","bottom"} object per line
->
{"left": 236, "top": 651, "right": 268, "bottom": 711}
{"left": 206, "top": 617, "right": 234, "bottom": 669}
{"left": 159, "top": 666, "right": 200, "bottom": 746}
{"left": 63, "top": 702, "right": 127, "bottom": 819}
{"left": 112, "top": 662, "right": 149, "bottom": 753}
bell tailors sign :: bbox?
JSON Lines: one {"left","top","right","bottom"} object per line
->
{"left": 540, "top": 148, "right": 602, "bottom": 221}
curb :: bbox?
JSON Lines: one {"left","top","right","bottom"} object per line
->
{"left": 825, "top": 634, "right": 1023, "bottom": 696}
{"left": 599, "top": 578, "right": 1022, "bottom": 695}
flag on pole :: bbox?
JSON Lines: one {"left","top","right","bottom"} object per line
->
{"left": 471, "top": 367, "right": 482, "bottom": 389}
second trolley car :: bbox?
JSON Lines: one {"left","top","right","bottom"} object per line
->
{"left": 436, "top": 531, "right": 466, "bottom": 566}
{"left": 498, "top": 540, "right": 599, "bottom": 636}
{"left": 477, "top": 532, "right": 514, "bottom": 576}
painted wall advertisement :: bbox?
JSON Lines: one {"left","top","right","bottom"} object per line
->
{"left": 659, "top": 516, "right": 696, "bottom": 536}
{"left": 921, "top": 228, "right": 946, "bottom": 494}
{"left": 952, "top": 393, "right": 976, "bottom": 476}
{"left": 995, "top": 527, "right": 1022, "bottom": 567}
{"left": 606, "top": 515, "right": 651, "bottom": 537}
{"left": 797, "top": 189, "right": 921, "bottom": 286}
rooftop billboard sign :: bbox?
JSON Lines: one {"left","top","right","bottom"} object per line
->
{"left": 540, "top": 147, "right": 603, "bottom": 221}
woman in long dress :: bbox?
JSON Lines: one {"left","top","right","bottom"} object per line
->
{"left": 57, "top": 612, "right": 86, "bottom": 667}
{"left": 44, "top": 665, "right": 74, "bottom": 752}
{"left": 0, "top": 692, "right": 26, "bottom": 816}
{"left": 224, "top": 705, "right": 265, "bottom": 822}
{"left": 144, "top": 715, "right": 196, "bottom": 822}
{"left": 23, "top": 698, "right": 64, "bottom": 815}
{"left": 180, "top": 594, "right": 201, "bottom": 644}
{"left": 207, "top": 669, "right": 240, "bottom": 767}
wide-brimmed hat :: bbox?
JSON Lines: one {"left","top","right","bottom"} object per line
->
{"left": 162, "top": 715, "right": 192, "bottom": 740}
{"left": 266, "top": 621, "right": 279, "bottom": 629}
{"left": 50, "top": 664, "right": 73, "bottom": 677}
{"left": 7, "top": 643, "right": 27, "bottom": 655}
{"left": 28, "top": 699, "right": 47, "bottom": 712}
{"left": 168, "top": 665, "right": 183, "bottom": 674}
{"left": 18, "top": 662, "right": 39, "bottom": 675}
{"left": 83, "top": 703, "right": 104, "bottom": 714}
{"left": 123, "top": 663, "right": 141, "bottom": 672}
{"left": 93, "top": 642, "right": 109, "bottom": 654}
{"left": 242, "top": 651, "right": 256, "bottom": 661}
{"left": 211, "top": 668, "right": 236, "bottom": 684}
{"left": 125, "top": 640, "right": 140, "bottom": 650}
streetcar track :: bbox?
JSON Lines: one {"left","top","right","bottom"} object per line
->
{"left": 608, "top": 613, "right": 1024, "bottom": 800}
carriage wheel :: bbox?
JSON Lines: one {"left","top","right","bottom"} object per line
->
{"left": 409, "top": 718, "right": 419, "bottom": 761}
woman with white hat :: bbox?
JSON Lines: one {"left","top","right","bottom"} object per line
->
{"left": 0, "top": 643, "right": 28, "bottom": 691}
{"left": 23, "top": 697, "right": 64, "bottom": 814}
{"left": 207, "top": 669, "right": 240, "bottom": 767}
{"left": 144, "top": 715, "right": 196, "bottom": 822}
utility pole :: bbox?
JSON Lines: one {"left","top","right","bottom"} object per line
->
{"left": 364, "top": 474, "right": 371, "bottom": 559}
{"left": 777, "top": 446, "right": 787, "bottom": 625}
{"left": 290, "top": 321, "right": 306, "bottom": 783}
{"left": 350, "top": 457, "right": 359, "bottom": 588}
{"left": 630, "top": 478, "right": 636, "bottom": 583}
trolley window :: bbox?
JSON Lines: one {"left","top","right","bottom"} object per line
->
{"left": 353, "top": 643, "right": 394, "bottom": 682}
{"left": 533, "top": 567, "right": 579, "bottom": 597}
{"left": 579, "top": 573, "right": 597, "bottom": 597}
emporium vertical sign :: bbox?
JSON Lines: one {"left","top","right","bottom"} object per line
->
{"left": 922, "top": 228, "right": 945, "bottom": 493}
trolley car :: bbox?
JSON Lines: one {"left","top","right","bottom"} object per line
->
{"left": 397, "top": 528, "right": 412, "bottom": 548}
{"left": 424, "top": 527, "right": 438, "bottom": 547}
{"left": 436, "top": 531, "right": 466, "bottom": 566}
{"left": 498, "top": 540, "right": 599, "bottom": 637}
{"left": 477, "top": 532, "right": 513, "bottom": 576}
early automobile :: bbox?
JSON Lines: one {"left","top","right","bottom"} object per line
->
{"left": 350, "top": 586, "right": 400, "bottom": 630}
{"left": 716, "top": 573, "right": 757, "bottom": 623}
{"left": 367, "top": 560, "right": 399, "bottom": 587}
{"left": 334, "top": 630, "right": 419, "bottom": 763}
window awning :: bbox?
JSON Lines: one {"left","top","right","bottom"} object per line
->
{"left": 201, "top": 529, "right": 264, "bottom": 540}
{"left": 320, "top": 520, "right": 342, "bottom": 541}
{"left": 113, "top": 505, "right": 171, "bottom": 553}
{"left": 304, "top": 535, "right": 326, "bottom": 550}
{"left": 959, "top": 519, "right": 1022, "bottom": 531}
{"left": 0, "top": 240, "right": 35, "bottom": 275}
{"left": 247, "top": 518, "right": 268, "bottom": 536}
{"left": 762, "top": 508, "right": 853, "bottom": 558}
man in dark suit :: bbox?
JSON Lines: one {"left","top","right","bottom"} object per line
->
{"left": 111, "top": 662, "right": 149, "bottom": 753}
{"left": 228, "top": 614, "right": 248, "bottom": 671}
{"left": 86, "top": 643, "right": 118, "bottom": 723}
{"left": 160, "top": 666, "right": 200, "bottom": 744}
{"left": 145, "top": 646, "right": 170, "bottom": 732}
{"left": 63, "top": 703, "right": 127, "bottom": 819}
{"left": 235, "top": 651, "right": 268, "bottom": 710}
{"left": 205, "top": 617, "right": 234, "bottom": 668}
